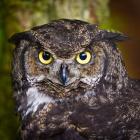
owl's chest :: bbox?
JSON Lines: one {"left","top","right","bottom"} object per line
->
{"left": 24, "top": 87, "right": 138, "bottom": 140}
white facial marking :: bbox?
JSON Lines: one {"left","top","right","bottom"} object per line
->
{"left": 36, "top": 75, "right": 46, "bottom": 81}
{"left": 25, "top": 87, "right": 54, "bottom": 116}
{"left": 80, "top": 74, "right": 102, "bottom": 87}
{"left": 27, "top": 75, "right": 45, "bottom": 85}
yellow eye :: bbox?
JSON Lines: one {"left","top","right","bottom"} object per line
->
{"left": 76, "top": 51, "right": 91, "bottom": 64}
{"left": 38, "top": 51, "right": 53, "bottom": 64}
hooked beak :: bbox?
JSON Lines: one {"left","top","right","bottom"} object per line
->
{"left": 59, "top": 64, "right": 68, "bottom": 85}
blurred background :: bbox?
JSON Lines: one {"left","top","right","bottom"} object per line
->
{"left": 0, "top": 0, "right": 140, "bottom": 139}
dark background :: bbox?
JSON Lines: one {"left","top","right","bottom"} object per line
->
{"left": 110, "top": 0, "right": 140, "bottom": 79}
{"left": 0, "top": 0, "right": 140, "bottom": 140}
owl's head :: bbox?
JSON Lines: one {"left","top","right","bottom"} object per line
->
{"left": 10, "top": 19, "right": 128, "bottom": 117}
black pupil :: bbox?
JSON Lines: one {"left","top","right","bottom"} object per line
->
{"left": 79, "top": 52, "right": 87, "bottom": 60}
{"left": 42, "top": 52, "right": 51, "bottom": 60}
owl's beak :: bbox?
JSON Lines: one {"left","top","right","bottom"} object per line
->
{"left": 59, "top": 64, "right": 68, "bottom": 86}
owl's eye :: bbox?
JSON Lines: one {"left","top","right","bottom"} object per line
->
{"left": 38, "top": 51, "right": 53, "bottom": 64}
{"left": 76, "top": 51, "right": 91, "bottom": 64}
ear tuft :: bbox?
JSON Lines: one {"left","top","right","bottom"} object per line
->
{"left": 8, "top": 31, "right": 33, "bottom": 45}
{"left": 99, "top": 30, "right": 128, "bottom": 42}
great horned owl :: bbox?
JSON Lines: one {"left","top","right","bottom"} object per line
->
{"left": 10, "top": 19, "right": 140, "bottom": 140}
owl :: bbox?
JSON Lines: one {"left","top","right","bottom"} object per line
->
{"left": 10, "top": 19, "right": 140, "bottom": 140}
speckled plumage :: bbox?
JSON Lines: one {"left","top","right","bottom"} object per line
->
{"left": 10, "top": 19, "right": 140, "bottom": 140}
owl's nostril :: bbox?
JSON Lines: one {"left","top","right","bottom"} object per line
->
{"left": 59, "top": 64, "right": 68, "bottom": 85}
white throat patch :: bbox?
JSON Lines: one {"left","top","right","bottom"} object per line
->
{"left": 25, "top": 87, "right": 55, "bottom": 116}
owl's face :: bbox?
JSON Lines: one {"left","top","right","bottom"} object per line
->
{"left": 25, "top": 42, "right": 105, "bottom": 94}
{"left": 10, "top": 19, "right": 127, "bottom": 118}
